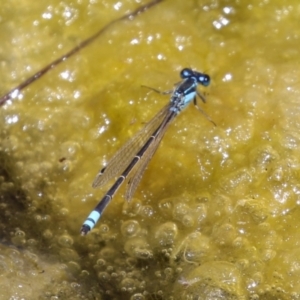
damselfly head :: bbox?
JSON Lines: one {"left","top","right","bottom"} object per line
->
{"left": 180, "top": 68, "right": 210, "bottom": 87}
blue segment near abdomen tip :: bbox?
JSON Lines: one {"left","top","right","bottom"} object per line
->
{"left": 83, "top": 211, "right": 101, "bottom": 230}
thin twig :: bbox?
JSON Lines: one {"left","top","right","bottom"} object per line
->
{"left": 0, "top": 0, "right": 164, "bottom": 106}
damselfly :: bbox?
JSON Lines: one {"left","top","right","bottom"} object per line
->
{"left": 81, "top": 68, "right": 212, "bottom": 235}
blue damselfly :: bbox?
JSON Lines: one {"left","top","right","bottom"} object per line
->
{"left": 81, "top": 68, "right": 212, "bottom": 235}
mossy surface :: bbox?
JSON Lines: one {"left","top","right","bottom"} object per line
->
{"left": 1, "top": 0, "right": 300, "bottom": 299}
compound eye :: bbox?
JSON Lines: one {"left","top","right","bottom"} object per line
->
{"left": 180, "top": 68, "right": 193, "bottom": 79}
{"left": 198, "top": 74, "right": 210, "bottom": 86}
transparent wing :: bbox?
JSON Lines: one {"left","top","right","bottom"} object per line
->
{"left": 125, "top": 112, "right": 175, "bottom": 201}
{"left": 92, "top": 103, "right": 170, "bottom": 188}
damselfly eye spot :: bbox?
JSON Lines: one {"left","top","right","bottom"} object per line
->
{"left": 198, "top": 75, "right": 210, "bottom": 86}
{"left": 180, "top": 68, "right": 193, "bottom": 79}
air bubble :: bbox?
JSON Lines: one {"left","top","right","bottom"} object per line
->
{"left": 59, "top": 248, "right": 79, "bottom": 261}
{"left": 43, "top": 229, "right": 53, "bottom": 239}
{"left": 158, "top": 198, "right": 173, "bottom": 216}
{"left": 250, "top": 145, "right": 279, "bottom": 171}
{"left": 121, "top": 220, "right": 141, "bottom": 238}
{"left": 59, "top": 208, "right": 69, "bottom": 217}
{"left": 173, "top": 203, "right": 195, "bottom": 227}
{"left": 60, "top": 141, "right": 81, "bottom": 158}
{"left": 138, "top": 205, "right": 154, "bottom": 218}
{"left": 11, "top": 230, "right": 26, "bottom": 247}
{"left": 130, "top": 293, "right": 145, "bottom": 300}
{"left": 124, "top": 238, "right": 152, "bottom": 260}
{"left": 96, "top": 259, "right": 106, "bottom": 267}
{"left": 181, "top": 214, "right": 194, "bottom": 227}
{"left": 98, "top": 271, "right": 111, "bottom": 282}
{"left": 58, "top": 234, "right": 74, "bottom": 247}
{"left": 99, "top": 247, "right": 116, "bottom": 260}
{"left": 154, "top": 222, "right": 178, "bottom": 247}
{"left": 172, "top": 232, "right": 212, "bottom": 264}
{"left": 120, "top": 277, "right": 138, "bottom": 293}
{"left": 175, "top": 261, "right": 244, "bottom": 298}
{"left": 67, "top": 261, "right": 81, "bottom": 275}
{"left": 212, "top": 223, "right": 236, "bottom": 246}
{"left": 99, "top": 223, "right": 109, "bottom": 233}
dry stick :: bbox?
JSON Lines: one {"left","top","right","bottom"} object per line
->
{"left": 0, "top": 0, "right": 164, "bottom": 106}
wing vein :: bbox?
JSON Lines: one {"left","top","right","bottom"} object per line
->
{"left": 92, "top": 103, "right": 170, "bottom": 188}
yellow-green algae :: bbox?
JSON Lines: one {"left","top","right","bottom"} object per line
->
{"left": 1, "top": 0, "right": 300, "bottom": 299}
